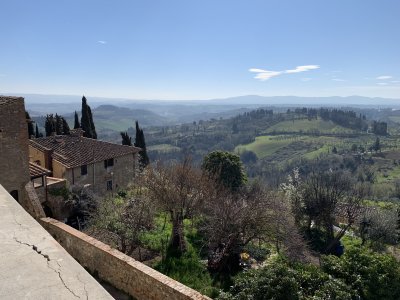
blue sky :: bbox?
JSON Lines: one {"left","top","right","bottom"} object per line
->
{"left": 1, "top": 0, "right": 399, "bottom": 100}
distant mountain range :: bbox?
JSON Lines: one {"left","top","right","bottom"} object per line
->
{"left": 5, "top": 92, "right": 400, "bottom": 107}
{"left": 9, "top": 92, "right": 400, "bottom": 132}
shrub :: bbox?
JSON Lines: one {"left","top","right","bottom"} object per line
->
{"left": 321, "top": 247, "right": 400, "bottom": 300}
{"left": 218, "top": 258, "right": 354, "bottom": 300}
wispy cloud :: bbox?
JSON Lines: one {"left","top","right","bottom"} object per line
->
{"left": 377, "top": 82, "right": 388, "bottom": 85}
{"left": 376, "top": 75, "right": 392, "bottom": 80}
{"left": 97, "top": 40, "right": 107, "bottom": 44}
{"left": 249, "top": 65, "right": 320, "bottom": 81}
{"left": 332, "top": 78, "right": 346, "bottom": 82}
{"left": 391, "top": 80, "right": 400, "bottom": 84}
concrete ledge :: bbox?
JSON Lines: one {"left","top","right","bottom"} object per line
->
{"left": 0, "top": 184, "right": 113, "bottom": 300}
{"left": 40, "top": 217, "right": 211, "bottom": 300}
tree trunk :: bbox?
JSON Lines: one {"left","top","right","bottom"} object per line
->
{"left": 170, "top": 213, "right": 186, "bottom": 255}
{"left": 208, "top": 234, "right": 241, "bottom": 273}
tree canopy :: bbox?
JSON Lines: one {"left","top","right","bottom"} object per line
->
{"left": 202, "top": 151, "right": 247, "bottom": 191}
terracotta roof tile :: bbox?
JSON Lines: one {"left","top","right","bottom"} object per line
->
{"left": 29, "top": 162, "right": 51, "bottom": 178}
{"left": 29, "top": 135, "right": 140, "bottom": 168}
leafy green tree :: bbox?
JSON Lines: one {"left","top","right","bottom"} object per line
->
{"left": 322, "top": 247, "right": 400, "bottom": 300}
{"left": 239, "top": 150, "right": 257, "bottom": 164}
{"left": 120, "top": 131, "right": 132, "bottom": 146}
{"left": 134, "top": 121, "right": 149, "bottom": 168}
{"left": 202, "top": 151, "right": 247, "bottom": 191}
{"left": 80, "top": 96, "right": 97, "bottom": 139}
{"left": 74, "top": 111, "right": 80, "bottom": 129}
{"left": 218, "top": 258, "right": 354, "bottom": 300}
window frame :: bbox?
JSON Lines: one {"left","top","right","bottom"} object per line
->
{"left": 81, "top": 164, "right": 88, "bottom": 176}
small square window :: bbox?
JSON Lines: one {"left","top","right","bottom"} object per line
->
{"left": 104, "top": 158, "right": 114, "bottom": 168}
{"left": 81, "top": 165, "right": 88, "bottom": 176}
{"left": 106, "top": 180, "right": 113, "bottom": 191}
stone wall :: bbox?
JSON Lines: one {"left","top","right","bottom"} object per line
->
{"left": 40, "top": 218, "right": 210, "bottom": 300}
{"left": 0, "top": 96, "right": 30, "bottom": 205}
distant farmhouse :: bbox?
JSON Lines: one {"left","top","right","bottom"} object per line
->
{"left": 29, "top": 129, "right": 141, "bottom": 194}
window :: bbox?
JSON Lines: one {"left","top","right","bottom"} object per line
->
{"left": 104, "top": 158, "right": 114, "bottom": 168}
{"left": 81, "top": 165, "right": 88, "bottom": 176}
{"left": 106, "top": 180, "right": 113, "bottom": 191}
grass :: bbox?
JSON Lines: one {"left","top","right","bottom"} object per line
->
{"left": 235, "top": 135, "right": 339, "bottom": 160}
{"left": 140, "top": 214, "right": 218, "bottom": 297}
{"left": 235, "top": 135, "right": 303, "bottom": 159}
{"left": 389, "top": 116, "right": 400, "bottom": 123}
{"left": 264, "top": 118, "right": 355, "bottom": 134}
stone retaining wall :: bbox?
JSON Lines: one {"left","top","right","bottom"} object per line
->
{"left": 40, "top": 218, "right": 211, "bottom": 300}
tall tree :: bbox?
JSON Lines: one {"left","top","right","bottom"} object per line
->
{"left": 44, "top": 114, "right": 70, "bottom": 136}
{"left": 120, "top": 131, "right": 132, "bottom": 146}
{"left": 134, "top": 121, "right": 149, "bottom": 168}
{"left": 55, "top": 114, "right": 63, "bottom": 135}
{"left": 74, "top": 111, "right": 80, "bottom": 129}
{"left": 35, "top": 123, "right": 41, "bottom": 138}
{"left": 144, "top": 159, "right": 211, "bottom": 255}
{"left": 25, "top": 111, "right": 35, "bottom": 138}
{"left": 80, "top": 96, "right": 97, "bottom": 139}
{"left": 62, "top": 118, "right": 70, "bottom": 135}
{"left": 45, "top": 114, "right": 56, "bottom": 136}
{"left": 202, "top": 150, "right": 247, "bottom": 191}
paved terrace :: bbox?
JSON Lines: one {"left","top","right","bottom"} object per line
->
{"left": 0, "top": 184, "right": 113, "bottom": 300}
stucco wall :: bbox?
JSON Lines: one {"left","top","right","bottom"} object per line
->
{"left": 28, "top": 145, "right": 46, "bottom": 167}
{"left": 68, "top": 153, "right": 136, "bottom": 195}
{"left": 52, "top": 160, "right": 68, "bottom": 180}
{"left": 40, "top": 218, "right": 210, "bottom": 300}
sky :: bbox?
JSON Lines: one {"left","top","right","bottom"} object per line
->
{"left": 1, "top": 0, "right": 400, "bottom": 100}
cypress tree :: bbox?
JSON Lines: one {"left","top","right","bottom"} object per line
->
{"left": 35, "top": 124, "right": 41, "bottom": 138}
{"left": 74, "top": 111, "right": 80, "bottom": 129}
{"left": 81, "top": 96, "right": 97, "bottom": 139}
{"left": 45, "top": 114, "right": 56, "bottom": 136}
{"left": 55, "top": 114, "right": 63, "bottom": 135}
{"left": 134, "top": 121, "right": 149, "bottom": 168}
{"left": 62, "top": 117, "right": 70, "bottom": 135}
{"left": 121, "top": 131, "right": 132, "bottom": 146}
{"left": 25, "top": 111, "right": 35, "bottom": 138}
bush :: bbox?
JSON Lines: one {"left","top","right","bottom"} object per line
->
{"left": 321, "top": 247, "right": 400, "bottom": 300}
{"left": 218, "top": 258, "right": 354, "bottom": 300}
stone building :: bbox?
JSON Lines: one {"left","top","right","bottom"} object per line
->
{"left": 0, "top": 96, "right": 45, "bottom": 218}
{"left": 0, "top": 96, "right": 31, "bottom": 203}
{"left": 29, "top": 130, "right": 141, "bottom": 195}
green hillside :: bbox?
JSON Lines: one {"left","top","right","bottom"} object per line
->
{"left": 235, "top": 135, "right": 340, "bottom": 160}
{"left": 264, "top": 118, "right": 355, "bottom": 134}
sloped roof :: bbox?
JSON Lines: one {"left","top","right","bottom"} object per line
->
{"left": 29, "top": 162, "right": 51, "bottom": 179}
{"left": 29, "top": 135, "right": 140, "bottom": 168}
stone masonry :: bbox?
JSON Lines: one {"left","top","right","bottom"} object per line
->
{"left": 0, "top": 96, "right": 30, "bottom": 201}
